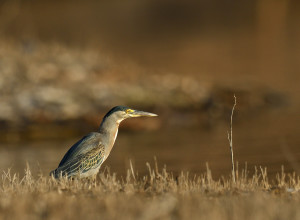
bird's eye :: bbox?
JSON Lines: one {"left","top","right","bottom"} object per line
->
{"left": 126, "top": 109, "right": 133, "bottom": 114}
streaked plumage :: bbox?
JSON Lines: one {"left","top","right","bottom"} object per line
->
{"left": 50, "top": 106, "right": 157, "bottom": 179}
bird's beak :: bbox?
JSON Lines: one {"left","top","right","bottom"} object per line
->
{"left": 128, "top": 110, "right": 158, "bottom": 117}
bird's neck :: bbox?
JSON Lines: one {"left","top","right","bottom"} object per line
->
{"left": 98, "top": 115, "right": 122, "bottom": 152}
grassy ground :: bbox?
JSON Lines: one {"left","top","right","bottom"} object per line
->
{"left": 1, "top": 163, "right": 299, "bottom": 220}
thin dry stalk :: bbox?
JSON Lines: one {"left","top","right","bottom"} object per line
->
{"left": 0, "top": 165, "right": 300, "bottom": 220}
{"left": 129, "top": 159, "right": 136, "bottom": 181}
{"left": 227, "top": 94, "right": 237, "bottom": 183}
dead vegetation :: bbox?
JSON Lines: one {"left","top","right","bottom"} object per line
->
{"left": 0, "top": 163, "right": 299, "bottom": 220}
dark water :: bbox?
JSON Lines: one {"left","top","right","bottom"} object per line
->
{"left": 1, "top": 110, "right": 300, "bottom": 179}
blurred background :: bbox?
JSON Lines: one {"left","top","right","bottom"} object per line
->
{"left": 0, "top": 0, "right": 299, "bottom": 178}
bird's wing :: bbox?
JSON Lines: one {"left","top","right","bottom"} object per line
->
{"left": 52, "top": 144, "right": 105, "bottom": 178}
{"left": 58, "top": 132, "right": 102, "bottom": 167}
{"left": 51, "top": 132, "right": 105, "bottom": 178}
{"left": 79, "top": 145, "right": 106, "bottom": 174}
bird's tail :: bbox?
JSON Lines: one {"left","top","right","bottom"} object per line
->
{"left": 49, "top": 169, "right": 60, "bottom": 179}
{"left": 50, "top": 167, "right": 71, "bottom": 179}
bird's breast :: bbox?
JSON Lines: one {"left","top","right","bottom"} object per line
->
{"left": 104, "top": 127, "right": 119, "bottom": 158}
{"left": 113, "top": 129, "right": 118, "bottom": 145}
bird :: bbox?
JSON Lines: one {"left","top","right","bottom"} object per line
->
{"left": 50, "top": 106, "right": 157, "bottom": 179}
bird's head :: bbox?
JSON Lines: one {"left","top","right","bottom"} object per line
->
{"left": 103, "top": 106, "right": 158, "bottom": 123}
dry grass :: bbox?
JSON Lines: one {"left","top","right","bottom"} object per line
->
{"left": 0, "top": 163, "right": 300, "bottom": 220}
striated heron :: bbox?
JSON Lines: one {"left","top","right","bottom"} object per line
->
{"left": 50, "top": 106, "right": 157, "bottom": 179}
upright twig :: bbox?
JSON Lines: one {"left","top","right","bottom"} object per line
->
{"left": 129, "top": 159, "right": 136, "bottom": 181}
{"left": 227, "top": 95, "right": 237, "bottom": 183}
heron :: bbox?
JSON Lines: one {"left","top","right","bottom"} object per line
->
{"left": 50, "top": 106, "right": 157, "bottom": 179}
